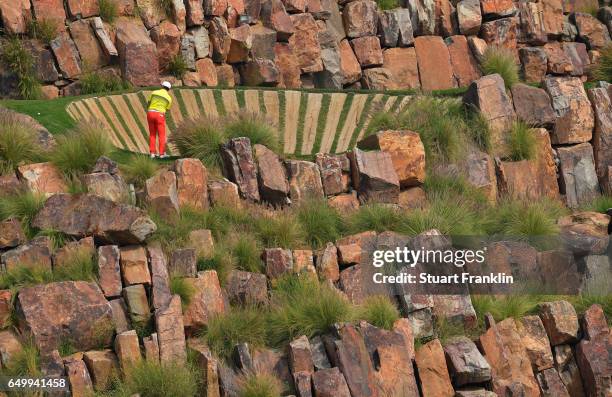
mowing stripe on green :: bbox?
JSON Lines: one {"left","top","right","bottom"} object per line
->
{"left": 213, "top": 90, "right": 226, "bottom": 116}
{"left": 258, "top": 90, "right": 266, "bottom": 114}
{"left": 173, "top": 90, "right": 189, "bottom": 120}
{"left": 330, "top": 93, "right": 354, "bottom": 154}
{"left": 277, "top": 90, "right": 287, "bottom": 146}
{"left": 194, "top": 89, "right": 205, "bottom": 111}
{"left": 348, "top": 95, "right": 375, "bottom": 149}
{"left": 106, "top": 98, "right": 141, "bottom": 150}
{"left": 295, "top": 92, "right": 308, "bottom": 155}
{"left": 389, "top": 95, "right": 405, "bottom": 113}
{"left": 236, "top": 89, "right": 246, "bottom": 110}
{"left": 94, "top": 98, "right": 130, "bottom": 150}
{"left": 312, "top": 93, "right": 331, "bottom": 155}
{"left": 123, "top": 94, "right": 149, "bottom": 142}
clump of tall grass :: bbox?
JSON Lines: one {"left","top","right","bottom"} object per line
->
{"left": 53, "top": 248, "right": 98, "bottom": 282}
{"left": 480, "top": 45, "right": 520, "bottom": 89}
{"left": 167, "top": 54, "right": 188, "bottom": 78}
{"left": 267, "top": 275, "right": 353, "bottom": 346}
{"left": 483, "top": 198, "right": 567, "bottom": 238}
{"left": 108, "top": 360, "right": 200, "bottom": 397}
{"left": 295, "top": 198, "right": 344, "bottom": 249}
{"left": 80, "top": 70, "right": 131, "bottom": 95}
{"left": 202, "top": 306, "right": 268, "bottom": 360}
{"left": 27, "top": 18, "right": 59, "bottom": 45}
{"left": 224, "top": 113, "right": 282, "bottom": 153}
{"left": 0, "top": 111, "right": 43, "bottom": 173}
{"left": 0, "top": 191, "right": 46, "bottom": 238}
{"left": 254, "top": 210, "right": 305, "bottom": 249}
{"left": 0, "top": 37, "right": 41, "bottom": 99}
{"left": 507, "top": 121, "right": 536, "bottom": 161}
{"left": 592, "top": 44, "right": 612, "bottom": 82}
{"left": 148, "top": 206, "right": 209, "bottom": 253}
{"left": 357, "top": 295, "right": 400, "bottom": 330}
{"left": 99, "top": 0, "right": 120, "bottom": 23}
{"left": 170, "top": 275, "right": 196, "bottom": 309}
{"left": 50, "top": 121, "right": 114, "bottom": 176}
{"left": 583, "top": 195, "right": 612, "bottom": 213}
{"left": 120, "top": 155, "right": 159, "bottom": 187}
{"left": 238, "top": 372, "right": 282, "bottom": 397}
{"left": 228, "top": 232, "right": 263, "bottom": 273}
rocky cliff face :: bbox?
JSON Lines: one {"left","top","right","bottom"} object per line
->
{"left": 0, "top": 0, "right": 610, "bottom": 98}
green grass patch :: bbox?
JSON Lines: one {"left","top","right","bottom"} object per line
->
{"left": 99, "top": 0, "right": 120, "bottom": 23}
{"left": 228, "top": 233, "right": 264, "bottom": 273}
{"left": 507, "top": 121, "right": 536, "bottom": 161}
{"left": 312, "top": 93, "right": 331, "bottom": 154}
{"left": 254, "top": 210, "right": 305, "bottom": 249}
{"left": 81, "top": 71, "right": 131, "bottom": 96}
{"left": 197, "top": 243, "right": 237, "bottom": 286}
{"left": 0, "top": 36, "right": 41, "bottom": 100}
{"left": 171, "top": 115, "right": 225, "bottom": 170}
{"left": 267, "top": 275, "right": 353, "bottom": 346}
{"left": 238, "top": 372, "right": 282, "bottom": 397}
{"left": 0, "top": 339, "right": 41, "bottom": 378}
{"left": 0, "top": 191, "right": 46, "bottom": 239}
{"left": 480, "top": 45, "right": 520, "bottom": 89}
{"left": 295, "top": 198, "right": 344, "bottom": 249}
{"left": 0, "top": 110, "right": 45, "bottom": 174}
{"left": 148, "top": 206, "right": 209, "bottom": 253}
{"left": 27, "top": 18, "right": 60, "bottom": 45}
{"left": 376, "top": 0, "right": 400, "bottom": 10}
{"left": 583, "top": 195, "right": 612, "bottom": 213}
{"left": 167, "top": 54, "right": 188, "bottom": 79}
{"left": 224, "top": 113, "right": 282, "bottom": 153}
{"left": 348, "top": 94, "right": 375, "bottom": 149}
{"left": 357, "top": 295, "right": 400, "bottom": 330}
{"left": 120, "top": 154, "right": 159, "bottom": 188}
{"left": 483, "top": 198, "right": 567, "bottom": 238}
{"left": 170, "top": 276, "right": 196, "bottom": 309}
{"left": 592, "top": 44, "right": 612, "bottom": 83}
{"left": 330, "top": 93, "right": 354, "bottom": 153}
{"left": 294, "top": 92, "right": 308, "bottom": 154}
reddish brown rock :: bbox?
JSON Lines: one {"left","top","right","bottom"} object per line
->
{"left": 481, "top": 17, "right": 518, "bottom": 48}
{"left": 588, "top": 87, "right": 612, "bottom": 181}
{"left": 97, "top": 245, "right": 122, "bottom": 298}
{"left": 315, "top": 153, "right": 350, "bottom": 196}
{"left": 349, "top": 148, "right": 399, "bottom": 204}
{"left": 150, "top": 21, "right": 182, "bottom": 71}
{"left": 0, "top": 218, "right": 26, "bottom": 249}
{"left": 1, "top": 236, "right": 53, "bottom": 272}
{"left": 519, "top": 315, "right": 554, "bottom": 372}
{"left": 358, "top": 130, "right": 425, "bottom": 188}
{"left": 239, "top": 58, "right": 280, "bottom": 86}
{"left": 209, "top": 17, "right": 230, "bottom": 63}
{"left": 336, "top": 232, "right": 372, "bottom": 266}
{"left": 539, "top": 301, "right": 579, "bottom": 345}
{"left": 414, "top": 36, "right": 455, "bottom": 91}
{"left": 174, "top": 158, "right": 208, "bottom": 210}
{"left": 557, "top": 143, "right": 600, "bottom": 208}
{"left": 209, "top": 179, "right": 241, "bottom": 208}
{"left": 214, "top": 64, "right": 234, "bottom": 86}
{"left": 537, "top": 367, "right": 571, "bottom": 397}
{"left": 65, "top": 358, "right": 94, "bottom": 397}
{"left": 227, "top": 25, "right": 252, "bottom": 64}
{"left": 69, "top": 19, "right": 108, "bottom": 71}
{"left": 0, "top": 173, "right": 22, "bottom": 197}
{"left": 361, "top": 68, "right": 396, "bottom": 90}
{"left": 169, "top": 249, "right": 197, "bottom": 277}
{"left": 185, "top": 0, "right": 204, "bottom": 25}
{"left": 53, "top": 237, "right": 95, "bottom": 268}
{"left": 226, "top": 270, "right": 268, "bottom": 305}
{"left": 511, "top": 83, "right": 555, "bottom": 127}
{"left": 340, "top": 266, "right": 366, "bottom": 303}
{"left": 221, "top": 137, "right": 260, "bottom": 202}
{"left": 480, "top": 0, "right": 516, "bottom": 17}
{"left": 563, "top": 42, "right": 589, "bottom": 76}
{"left": 115, "top": 19, "right": 159, "bottom": 86}
{"left": 109, "top": 299, "right": 130, "bottom": 334}
{"left": 463, "top": 74, "right": 515, "bottom": 156}
{"left": 573, "top": 12, "right": 611, "bottom": 49}
{"left": 0, "top": 0, "right": 31, "bottom": 34}
{"left": 463, "top": 151, "right": 497, "bottom": 202}
{"left": 544, "top": 76, "right": 594, "bottom": 144}
{"left": 196, "top": 58, "right": 218, "bottom": 86}
{"left": 457, "top": 0, "right": 481, "bottom": 35}
{"left": 328, "top": 192, "right": 360, "bottom": 212}
{"left": 415, "top": 339, "right": 454, "bottom": 397}
{"left": 338, "top": 38, "right": 362, "bottom": 84}
{"left": 31, "top": 0, "right": 66, "bottom": 27}
{"left": 289, "top": 13, "right": 323, "bottom": 73}
{"left": 114, "top": 330, "right": 141, "bottom": 368}
{"left": 66, "top": 0, "right": 99, "bottom": 18}
{"left": 350, "top": 36, "right": 383, "bottom": 67}
{"left": 83, "top": 350, "right": 119, "bottom": 391}
{"left": 17, "top": 162, "right": 67, "bottom": 197}
{"left": 444, "top": 336, "right": 491, "bottom": 386}
{"left": 543, "top": 42, "right": 573, "bottom": 75}
{"left": 16, "top": 281, "right": 113, "bottom": 353}
{"left": 155, "top": 295, "right": 186, "bottom": 363}
{"left": 517, "top": 0, "right": 547, "bottom": 45}
{"left": 554, "top": 344, "right": 586, "bottom": 397}
{"left": 315, "top": 242, "right": 339, "bottom": 282}
{"left": 203, "top": 0, "right": 227, "bottom": 16}
{"left": 183, "top": 271, "right": 227, "bottom": 330}
{"left": 254, "top": 144, "right": 289, "bottom": 205}
{"left": 0, "top": 330, "right": 23, "bottom": 368}
{"left": 148, "top": 247, "right": 172, "bottom": 312}
{"left": 123, "top": 284, "right": 150, "bottom": 325}
{"left": 188, "top": 339, "right": 220, "bottom": 396}
{"left": 558, "top": 211, "right": 610, "bottom": 255}
{"left": 293, "top": 249, "right": 316, "bottom": 274}
{"left": 334, "top": 323, "right": 380, "bottom": 397}
{"left": 188, "top": 229, "right": 214, "bottom": 260}
{"left": 261, "top": 0, "right": 295, "bottom": 40}
{"left": 273, "top": 42, "right": 301, "bottom": 88}
{"left": 312, "top": 367, "right": 351, "bottom": 397}
{"left": 446, "top": 35, "right": 481, "bottom": 87}
{"left": 575, "top": 304, "right": 610, "bottom": 397}
{"left": 120, "top": 245, "right": 151, "bottom": 286}
{"left": 289, "top": 335, "right": 314, "bottom": 375}
{"left": 285, "top": 160, "right": 325, "bottom": 203}
{"left": 541, "top": 0, "right": 564, "bottom": 37}
{"left": 264, "top": 248, "right": 293, "bottom": 278}
{"left": 479, "top": 318, "right": 540, "bottom": 397}
{"left": 250, "top": 24, "right": 277, "bottom": 59}
{"left": 343, "top": 0, "right": 377, "bottom": 38}
{"left": 434, "top": 0, "right": 456, "bottom": 37}
{"left": 382, "top": 47, "right": 419, "bottom": 90}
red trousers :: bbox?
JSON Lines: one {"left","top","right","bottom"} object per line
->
{"left": 147, "top": 111, "right": 166, "bottom": 155}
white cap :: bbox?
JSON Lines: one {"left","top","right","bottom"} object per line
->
{"left": 161, "top": 81, "right": 172, "bottom": 89}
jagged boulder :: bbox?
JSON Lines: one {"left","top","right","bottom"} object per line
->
{"left": 115, "top": 19, "right": 159, "bottom": 86}
{"left": 544, "top": 76, "right": 594, "bottom": 144}
{"left": 349, "top": 148, "right": 399, "bottom": 204}
{"left": 32, "top": 193, "right": 157, "bottom": 244}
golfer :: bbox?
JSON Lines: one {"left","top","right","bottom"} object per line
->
{"left": 147, "top": 81, "right": 173, "bottom": 158}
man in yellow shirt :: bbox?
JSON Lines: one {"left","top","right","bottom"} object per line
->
{"left": 147, "top": 81, "right": 173, "bottom": 158}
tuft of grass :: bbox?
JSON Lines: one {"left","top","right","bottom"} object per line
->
{"left": 171, "top": 116, "right": 226, "bottom": 170}
{"left": 53, "top": 248, "right": 98, "bottom": 283}
{"left": 480, "top": 45, "right": 520, "bottom": 89}
{"left": 592, "top": 44, "right": 612, "bottom": 82}
{"left": 0, "top": 111, "right": 43, "bottom": 173}
{"left": 120, "top": 155, "right": 159, "bottom": 187}
{"left": 238, "top": 372, "right": 282, "bottom": 397}
{"left": 0, "top": 191, "right": 46, "bottom": 238}
{"left": 0, "top": 265, "right": 54, "bottom": 290}
{"left": 345, "top": 204, "right": 407, "bottom": 234}
{"left": 483, "top": 198, "right": 567, "bottom": 238}
{"left": 80, "top": 71, "right": 131, "bottom": 95}
{"left": 202, "top": 306, "right": 268, "bottom": 361}
{"left": 167, "top": 54, "right": 188, "bottom": 78}
{"left": 471, "top": 295, "right": 539, "bottom": 327}
{"left": 295, "top": 199, "right": 343, "bottom": 249}
{"left": 357, "top": 295, "right": 400, "bottom": 330}
{"left": 170, "top": 275, "right": 196, "bottom": 309}
{"left": 197, "top": 243, "right": 237, "bottom": 285}
{"left": 108, "top": 360, "right": 200, "bottom": 397}
{"left": 0, "top": 36, "right": 41, "bottom": 99}
{"left": 583, "top": 195, "right": 612, "bottom": 213}
{"left": 148, "top": 206, "right": 209, "bottom": 253}
{"left": 404, "top": 193, "right": 482, "bottom": 236}
{"left": 365, "top": 109, "right": 401, "bottom": 137}
{"left": 376, "top": 0, "right": 400, "bottom": 10}
{"left": 507, "top": 121, "right": 536, "bottom": 161}
{"left": 27, "top": 18, "right": 59, "bottom": 45}
{"left": 254, "top": 211, "right": 305, "bottom": 249}
{"left": 2, "top": 339, "right": 41, "bottom": 377}
{"left": 224, "top": 113, "right": 282, "bottom": 153}
{"left": 50, "top": 121, "right": 114, "bottom": 176}
{"left": 229, "top": 233, "right": 264, "bottom": 273}
{"left": 58, "top": 338, "right": 78, "bottom": 357}
{"left": 267, "top": 275, "right": 353, "bottom": 346}
{"left": 99, "top": 0, "right": 120, "bottom": 23}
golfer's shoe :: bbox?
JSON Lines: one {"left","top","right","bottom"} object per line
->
{"left": 150, "top": 153, "right": 157, "bottom": 159}
{"left": 159, "top": 153, "right": 169, "bottom": 159}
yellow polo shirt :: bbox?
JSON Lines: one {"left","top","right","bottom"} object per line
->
{"left": 147, "top": 89, "right": 173, "bottom": 113}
